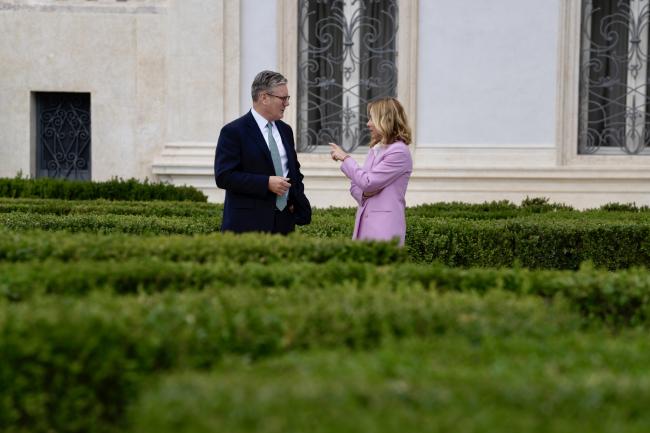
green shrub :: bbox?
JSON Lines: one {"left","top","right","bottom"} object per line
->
{"left": 0, "top": 290, "right": 578, "bottom": 433}
{"left": 0, "top": 230, "right": 405, "bottom": 265}
{"left": 0, "top": 177, "right": 206, "bottom": 202}
{"left": 405, "top": 217, "right": 650, "bottom": 269}
{"left": 600, "top": 202, "right": 641, "bottom": 212}
{"left": 131, "top": 334, "right": 650, "bottom": 433}
{"left": 407, "top": 198, "right": 573, "bottom": 219}
{"left": 3, "top": 259, "right": 650, "bottom": 326}
{"left": 4, "top": 214, "right": 650, "bottom": 269}
{"left": 0, "top": 212, "right": 220, "bottom": 235}
{"left": 4, "top": 200, "right": 650, "bottom": 269}
{"left": 0, "top": 198, "right": 220, "bottom": 217}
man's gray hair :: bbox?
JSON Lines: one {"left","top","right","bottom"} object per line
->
{"left": 251, "top": 70, "right": 288, "bottom": 102}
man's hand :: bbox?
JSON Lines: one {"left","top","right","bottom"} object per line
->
{"left": 268, "top": 176, "right": 291, "bottom": 196}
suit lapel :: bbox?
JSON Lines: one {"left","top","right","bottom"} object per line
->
{"left": 365, "top": 147, "right": 377, "bottom": 169}
{"left": 245, "top": 112, "right": 274, "bottom": 169}
{"left": 277, "top": 124, "right": 296, "bottom": 171}
{"left": 372, "top": 144, "right": 396, "bottom": 167}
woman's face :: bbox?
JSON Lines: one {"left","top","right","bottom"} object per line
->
{"left": 367, "top": 116, "right": 380, "bottom": 142}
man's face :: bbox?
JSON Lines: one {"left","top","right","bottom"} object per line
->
{"left": 262, "top": 84, "right": 290, "bottom": 121}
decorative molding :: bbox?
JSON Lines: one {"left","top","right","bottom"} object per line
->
{"left": 0, "top": 0, "right": 167, "bottom": 14}
{"left": 397, "top": 0, "right": 418, "bottom": 145}
{"left": 320, "top": 165, "right": 650, "bottom": 208}
{"left": 414, "top": 143, "right": 555, "bottom": 149}
{"left": 277, "top": 0, "right": 298, "bottom": 132}
{"left": 556, "top": 0, "right": 581, "bottom": 166}
{"left": 403, "top": 167, "right": 650, "bottom": 210}
{"left": 154, "top": 143, "right": 650, "bottom": 208}
{"left": 411, "top": 143, "right": 556, "bottom": 168}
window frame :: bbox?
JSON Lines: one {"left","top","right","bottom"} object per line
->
{"left": 557, "top": 0, "right": 650, "bottom": 165}
{"left": 277, "top": 0, "right": 418, "bottom": 152}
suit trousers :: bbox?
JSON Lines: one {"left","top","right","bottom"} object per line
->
{"left": 273, "top": 207, "right": 295, "bottom": 235}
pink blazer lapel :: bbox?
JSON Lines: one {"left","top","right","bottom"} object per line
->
{"left": 365, "top": 147, "right": 376, "bottom": 169}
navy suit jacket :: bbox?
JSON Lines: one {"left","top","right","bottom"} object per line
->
{"left": 214, "top": 111, "right": 311, "bottom": 233}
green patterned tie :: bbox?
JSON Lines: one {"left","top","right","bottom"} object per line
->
{"left": 267, "top": 122, "right": 288, "bottom": 211}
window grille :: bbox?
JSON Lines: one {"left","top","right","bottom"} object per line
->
{"left": 35, "top": 92, "right": 91, "bottom": 180}
{"left": 297, "top": 0, "right": 398, "bottom": 153}
{"left": 579, "top": 0, "right": 650, "bottom": 154}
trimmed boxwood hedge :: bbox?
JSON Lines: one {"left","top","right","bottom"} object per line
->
{"left": 2, "top": 259, "right": 650, "bottom": 326}
{"left": 0, "top": 289, "right": 579, "bottom": 433}
{"left": 131, "top": 335, "right": 650, "bottom": 433}
{"left": 404, "top": 217, "right": 650, "bottom": 269}
{"left": 0, "top": 198, "right": 220, "bottom": 217}
{"left": 0, "top": 212, "right": 220, "bottom": 235}
{"left": 0, "top": 230, "right": 404, "bottom": 265}
{"left": 3, "top": 196, "right": 650, "bottom": 433}
{"left": 0, "top": 177, "right": 207, "bottom": 202}
{"left": 4, "top": 213, "right": 650, "bottom": 269}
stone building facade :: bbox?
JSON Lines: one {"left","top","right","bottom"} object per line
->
{"left": 1, "top": 0, "right": 649, "bottom": 208}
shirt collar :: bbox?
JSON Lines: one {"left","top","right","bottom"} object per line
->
{"left": 251, "top": 108, "right": 273, "bottom": 131}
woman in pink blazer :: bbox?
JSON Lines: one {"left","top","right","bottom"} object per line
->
{"left": 329, "top": 97, "right": 413, "bottom": 245}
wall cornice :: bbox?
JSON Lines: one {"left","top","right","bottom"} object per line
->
{"left": 0, "top": 0, "right": 167, "bottom": 14}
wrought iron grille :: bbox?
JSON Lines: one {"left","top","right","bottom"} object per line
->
{"left": 36, "top": 92, "right": 91, "bottom": 180}
{"left": 297, "top": 0, "right": 398, "bottom": 153}
{"left": 579, "top": 0, "right": 650, "bottom": 155}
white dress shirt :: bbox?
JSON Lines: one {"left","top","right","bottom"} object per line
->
{"left": 372, "top": 143, "right": 386, "bottom": 157}
{"left": 251, "top": 108, "right": 289, "bottom": 177}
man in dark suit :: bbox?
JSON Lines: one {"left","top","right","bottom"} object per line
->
{"left": 214, "top": 70, "right": 311, "bottom": 234}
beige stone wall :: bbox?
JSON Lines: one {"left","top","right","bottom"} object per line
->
{"left": 3, "top": 0, "right": 650, "bottom": 209}
{"left": 0, "top": 0, "right": 238, "bottom": 181}
{"left": 0, "top": 0, "right": 168, "bottom": 179}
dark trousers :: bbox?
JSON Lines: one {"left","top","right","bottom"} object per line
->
{"left": 272, "top": 207, "right": 296, "bottom": 235}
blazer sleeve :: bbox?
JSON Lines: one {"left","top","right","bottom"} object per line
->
{"left": 348, "top": 169, "right": 364, "bottom": 205}
{"left": 214, "top": 124, "right": 269, "bottom": 198}
{"left": 340, "top": 147, "right": 409, "bottom": 194}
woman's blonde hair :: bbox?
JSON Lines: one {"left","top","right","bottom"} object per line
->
{"left": 367, "top": 97, "right": 412, "bottom": 147}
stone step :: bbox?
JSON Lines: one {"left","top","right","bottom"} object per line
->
{"left": 159, "top": 141, "right": 215, "bottom": 157}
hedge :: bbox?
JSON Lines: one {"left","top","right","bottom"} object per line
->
{"left": 0, "top": 212, "right": 220, "bottom": 235}
{"left": 4, "top": 198, "right": 650, "bottom": 269}
{"left": 3, "top": 259, "right": 650, "bottom": 326}
{"left": 0, "top": 230, "right": 405, "bottom": 265}
{"left": 0, "top": 198, "right": 220, "bottom": 217}
{"left": 0, "top": 289, "right": 578, "bottom": 433}
{"left": 6, "top": 197, "right": 648, "bottom": 220}
{"left": 4, "top": 214, "right": 650, "bottom": 269}
{"left": 405, "top": 197, "right": 573, "bottom": 219}
{"left": 6, "top": 197, "right": 650, "bottom": 222}
{"left": 0, "top": 211, "right": 353, "bottom": 237}
{"left": 0, "top": 177, "right": 207, "bottom": 202}
{"left": 131, "top": 335, "right": 650, "bottom": 433}
{"left": 404, "top": 217, "right": 650, "bottom": 269}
